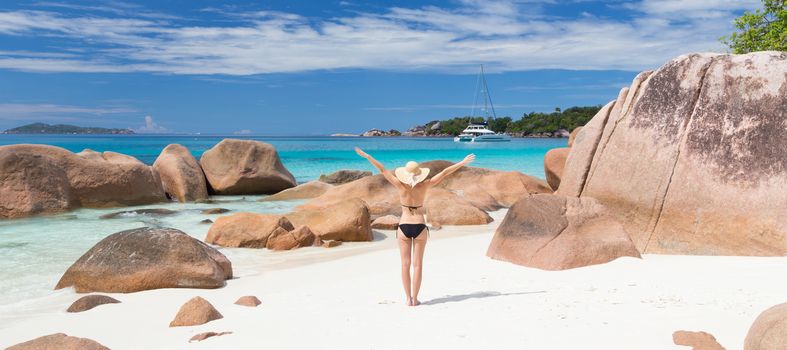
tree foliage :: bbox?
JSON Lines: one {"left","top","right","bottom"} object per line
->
{"left": 509, "top": 106, "right": 601, "bottom": 134}
{"left": 425, "top": 106, "right": 601, "bottom": 136}
{"left": 721, "top": 0, "right": 787, "bottom": 53}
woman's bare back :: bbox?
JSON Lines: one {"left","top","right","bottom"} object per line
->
{"left": 397, "top": 181, "right": 431, "bottom": 224}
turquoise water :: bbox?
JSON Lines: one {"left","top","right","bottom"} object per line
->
{"left": 0, "top": 135, "right": 563, "bottom": 309}
{"left": 0, "top": 135, "right": 566, "bottom": 182}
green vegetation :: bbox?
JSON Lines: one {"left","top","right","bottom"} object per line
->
{"left": 3, "top": 123, "right": 134, "bottom": 134}
{"left": 721, "top": 0, "right": 787, "bottom": 53}
{"left": 424, "top": 106, "right": 602, "bottom": 136}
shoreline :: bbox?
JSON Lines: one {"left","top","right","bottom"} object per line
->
{"left": 0, "top": 209, "right": 509, "bottom": 326}
{"left": 1, "top": 207, "right": 785, "bottom": 349}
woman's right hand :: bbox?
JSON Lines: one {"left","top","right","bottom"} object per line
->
{"left": 462, "top": 153, "right": 476, "bottom": 165}
{"left": 355, "top": 147, "right": 369, "bottom": 158}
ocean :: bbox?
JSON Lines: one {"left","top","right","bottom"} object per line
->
{"left": 0, "top": 135, "right": 565, "bottom": 182}
{"left": 0, "top": 135, "right": 564, "bottom": 311}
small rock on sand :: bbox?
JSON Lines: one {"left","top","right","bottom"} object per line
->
{"left": 234, "top": 295, "right": 262, "bottom": 307}
{"left": 189, "top": 331, "right": 233, "bottom": 342}
{"left": 673, "top": 330, "right": 725, "bottom": 350}
{"left": 66, "top": 295, "right": 120, "bottom": 313}
{"left": 323, "top": 240, "right": 342, "bottom": 248}
{"left": 169, "top": 296, "right": 223, "bottom": 327}
{"left": 6, "top": 333, "right": 109, "bottom": 350}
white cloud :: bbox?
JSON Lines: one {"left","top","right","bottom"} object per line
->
{"left": 626, "top": 0, "right": 760, "bottom": 18}
{"left": 0, "top": 103, "right": 135, "bottom": 120}
{"left": 0, "top": 0, "right": 761, "bottom": 75}
{"left": 135, "top": 115, "right": 167, "bottom": 133}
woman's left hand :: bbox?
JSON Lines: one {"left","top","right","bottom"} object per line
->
{"left": 355, "top": 147, "right": 369, "bottom": 158}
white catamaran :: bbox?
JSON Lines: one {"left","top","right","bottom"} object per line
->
{"left": 454, "top": 65, "right": 511, "bottom": 142}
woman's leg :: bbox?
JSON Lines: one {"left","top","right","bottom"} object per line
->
{"left": 397, "top": 231, "right": 413, "bottom": 305}
{"left": 411, "top": 228, "right": 428, "bottom": 306}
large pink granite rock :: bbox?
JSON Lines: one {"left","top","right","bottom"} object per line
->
{"left": 557, "top": 51, "right": 787, "bottom": 256}
{"left": 153, "top": 144, "right": 208, "bottom": 202}
{"left": 200, "top": 139, "right": 296, "bottom": 195}
{"left": 56, "top": 227, "right": 232, "bottom": 293}
{"left": 0, "top": 144, "right": 166, "bottom": 218}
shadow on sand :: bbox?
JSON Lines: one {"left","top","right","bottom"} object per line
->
{"left": 371, "top": 230, "right": 389, "bottom": 241}
{"left": 423, "top": 290, "right": 547, "bottom": 306}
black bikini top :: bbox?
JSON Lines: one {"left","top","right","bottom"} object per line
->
{"left": 402, "top": 204, "right": 423, "bottom": 213}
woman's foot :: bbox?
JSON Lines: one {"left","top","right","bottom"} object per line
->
{"left": 406, "top": 297, "right": 413, "bottom": 306}
{"left": 410, "top": 297, "right": 420, "bottom": 306}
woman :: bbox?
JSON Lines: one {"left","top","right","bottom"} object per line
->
{"left": 355, "top": 147, "right": 475, "bottom": 306}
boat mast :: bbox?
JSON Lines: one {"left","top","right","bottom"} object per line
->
{"left": 470, "top": 65, "right": 497, "bottom": 122}
{"left": 470, "top": 65, "right": 482, "bottom": 120}
{"left": 480, "top": 65, "right": 497, "bottom": 119}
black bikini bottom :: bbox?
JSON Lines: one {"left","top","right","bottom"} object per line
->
{"left": 398, "top": 224, "right": 428, "bottom": 239}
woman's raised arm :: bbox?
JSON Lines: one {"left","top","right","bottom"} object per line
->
{"left": 429, "top": 153, "right": 475, "bottom": 186}
{"left": 355, "top": 147, "right": 403, "bottom": 187}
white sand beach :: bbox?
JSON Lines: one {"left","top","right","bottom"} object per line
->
{"left": 1, "top": 209, "right": 785, "bottom": 349}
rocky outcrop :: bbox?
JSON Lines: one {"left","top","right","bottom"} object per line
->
{"left": 371, "top": 215, "right": 400, "bottom": 230}
{"left": 206, "top": 213, "right": 294, "bottom": 248}
{"left": 201, "top": 208, "right": 229, "bottom": 214}
{"left": 287, "top": 198, "right": 373, "bottom": 242}
{"left": 553, "top": 129, "right": 570, "bottom": 138}
{"left": 403, "top": 125, "right": 427, "bottom": 136}
{"left": 298, "top": 161, "right": 551, "bottom": 226}
{"left": 544, "top": 148, "right": 570, "bottom": 191}
{"left": 99, "top": 208, "right": 177, "bottom": 219}
{"left": 169, "top": 296, "right": 223, "bottom": 327}
{"left": 66, "top": 295, "right": 121, "bottom": 313}
{"left": 0, "top": 144, "right": 166, "bottom": 218}
{"left": 361, "top": 129, "right": 401, "bottom": 137}
{"left": 6, "top": 333, "right": 109, "bottom": 350}
{"left": 557, "top": 51, "right": 787, "bottom": 256}
{"left": 425, "top": 188, "right": 493, "bottom": 226}
{"left": 568, "top": 127, "right": 582, "bottom": 147}
{"left": 235, "top": 295, "right": 261, "bottom": 307}
{"left": 199, "top": 139, "right": 296, "bottom": 195}
{"left": 323, "top": 240, "right": 342, "bottom": 248}
{"left": 266, "top": 225, "right": 317, "bottom": 250}
{"left": 259, "top": 181, "right": 332, "bottom": 201}
{"left": 673, "top": 330, "right": 725, "bottom": 350}
{"left": 77, "top": 149, "right": 143, "bottom": 165}
{"left": 206, "top": 214, "right": 319, "bottom": 250}
{"left": 744, "top": 302, "right": 787, "bottom": 350}
{"left": 426, "top": 161, "right": 552, "bottom": 210}
{"left": 298, "top": 175, "right": 399, "bottom": 217}
{"left": 56, "top": 227, "right": 232, "bottom": 293}
{"left": 430, "top": 121, "right": 442, "bottom": 131}
{"left": 153, "top": 144, "right": 208, "bottom": 202}
{"left": 319, "top": 169, "right": 372, "bottom": 185}
{"left": 557, "top": 100, "right": 617, "bottom": 197}
{"left": 486, "top": 194, "right": 640, "bottom": 270}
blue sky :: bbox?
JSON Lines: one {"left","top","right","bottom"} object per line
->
{"left": 0, "top": 0, "right": 759, "bottom": 135}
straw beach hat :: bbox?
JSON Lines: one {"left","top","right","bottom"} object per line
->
{"left": 395, "top": 161, "right": 430, "bottom": 187}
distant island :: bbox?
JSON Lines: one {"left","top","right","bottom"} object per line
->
{"left": 346, "top": 105, "right": 602, "bottom": 138}
{"left": 2, "top": 123, "right": 134, "bottom": 135}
